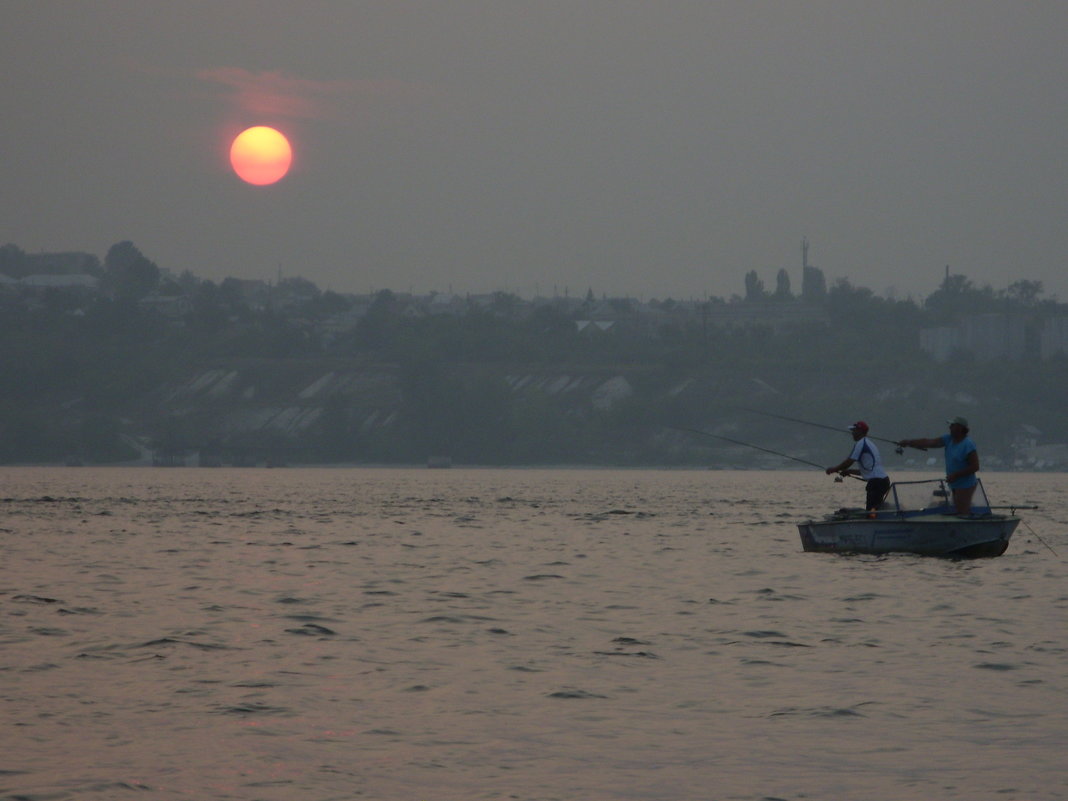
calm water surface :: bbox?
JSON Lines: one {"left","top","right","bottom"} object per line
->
{"left": 2, "top": 467, "right": 1066, "bottom": 801}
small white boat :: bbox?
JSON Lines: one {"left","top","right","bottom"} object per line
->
{"left": 798, "top": 478, "right": 1021, "bottom": 558}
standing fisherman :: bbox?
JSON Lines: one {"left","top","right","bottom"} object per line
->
{"left": 826, "top": 421, "right": 891, "bottom": 515}
{"left": 898, "top": 416, "right": 980, "bottom": 515}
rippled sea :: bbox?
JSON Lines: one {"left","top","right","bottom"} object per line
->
{"left": 2, "top": 467, "right": 1066, "bottom": 801}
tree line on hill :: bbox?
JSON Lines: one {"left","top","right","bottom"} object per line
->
{"left": 1, "top": 239, "right": 1065, "bottom": 466}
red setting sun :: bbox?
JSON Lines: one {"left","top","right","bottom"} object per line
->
{"left": 229, "top": 126, "right": 292, "bottom": 185}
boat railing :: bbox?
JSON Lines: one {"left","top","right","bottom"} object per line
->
{"left": 882, "top": 477, "right": 992, "bottom": 517}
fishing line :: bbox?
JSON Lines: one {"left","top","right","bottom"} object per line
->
{"left": 1022, "top": 519, "right": 1059, "bottom": 557}
{"left": 730, "top": 405, "right": 923, "bottom": 453}
{"left": 670, "top": 426, "right": 861, "bottom": 480}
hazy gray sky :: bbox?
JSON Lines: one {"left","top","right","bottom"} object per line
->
{"left": 4, "top": 1, "right": 1066, "bottom": 301}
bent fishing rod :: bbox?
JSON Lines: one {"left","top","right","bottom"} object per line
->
{"left": 670, "top": 426, "right": 861, "bottom": 480}
{"left": 729, "top": 406, "right": 923, "bottom": 453}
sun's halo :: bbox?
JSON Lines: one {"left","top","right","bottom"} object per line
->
{"left": 230, "top": 126, "right": 292, "bottom": 186}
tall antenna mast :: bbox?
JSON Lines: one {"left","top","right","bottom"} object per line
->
{"left": 802, "top": 236, "right": 809, "bottom": 270}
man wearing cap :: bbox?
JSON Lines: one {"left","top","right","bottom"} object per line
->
{"left": 826, "top": 421, "right": 891, "bottom": 514}
{"left": 898, "top": 417, "right": 980, "bottom": 515}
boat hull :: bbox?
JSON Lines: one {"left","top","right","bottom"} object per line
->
{"left": 798, "top": 513, "right": 1020, "bottom": 558}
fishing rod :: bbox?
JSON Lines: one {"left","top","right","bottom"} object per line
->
{"left": 729, "top": 406, "right": 923, "bottom": 453}
{"left": 670, "top": 426, "right": 861, "bottom": 480}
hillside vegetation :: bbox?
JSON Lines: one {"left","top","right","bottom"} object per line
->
{"left": 2, "top": 241, "right": 1065, "bottom": 468}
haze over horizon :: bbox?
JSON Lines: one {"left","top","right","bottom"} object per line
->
{"left": 4, "top": 2, "right": 1066, "bottom": 302}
